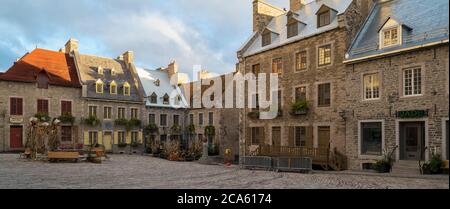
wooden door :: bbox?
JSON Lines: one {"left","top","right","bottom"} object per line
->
{"left": 318, "top": 126, "right": 330, "bottom": 148}
{"left": 272, "top": 127, "right": 281, "bottom": 146}
{"left": 10, "top": 126, "right": 23, "bottom": 149}
{"left": 103, "top": 132, "right": 112, "bottom": 151}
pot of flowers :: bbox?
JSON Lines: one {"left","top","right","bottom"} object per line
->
{"left": 421, "top": 153, "right": 443, "bottom": 175}
{"left": 373, "top": 146, "right": 397, "bottom": 173}
{"left": 291, "top": 100, "right": 309, "bottom": 116}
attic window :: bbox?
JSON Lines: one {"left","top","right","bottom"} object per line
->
{"left": 110, "top": 80, "right": 117, "bottom": 95}
{"left": 155, "top": 79, "right": 160, "bottom": 86}
{"left": 174, "top": 95, "right": 181, "bottom": 106}
{"left": 262, "top": 32, "right": 271, "bottom": 47}
{"left": 318, "top": 10, "right": 331, "bottom": 28}
{"left": 123, "top": 82, "right": 131, "bottom": 96}
{"left": 95, "top": 79, "right": 104, "bottom": 94}
{"left": 381, "top": 27, "right": 400, "bottom": 48}
{"left": 163, "top": 94, "right": 170, "bottom": 105}
{"left": 150, "top": 92, "right": 157, "bottom": 104}
{"left": 98, "top": 66, "right": 104, "bottom": 75}
{"left": 111, "top": 68, "right": 116, "bottom": 76}
{"left": 287, "top": 22, "right": 298, "bottom": 38}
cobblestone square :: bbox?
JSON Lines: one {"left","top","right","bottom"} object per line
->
{"left": 0, "top": 154, "right": 448, "bottom": 189}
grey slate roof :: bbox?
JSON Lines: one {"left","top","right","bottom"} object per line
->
{"left": 346, "top": 0, "right": 449, "bottom": 62}
{"left": 76, "top": 53, "right": 143, "bottom": 102}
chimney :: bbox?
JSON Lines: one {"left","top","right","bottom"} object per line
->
{"left": 253, "top": 0, "right": 285, "bottom": 32}
{"left": 290, "top": 0, "right": 305, "bottom": 12}
{"left": 64, "top": 38, "right": 79, "bottom": 53}
{"left": 122, "top": 51, "right": 134, "bottom": 64}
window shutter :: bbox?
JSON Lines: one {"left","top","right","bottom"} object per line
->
{"left": 83, "top": 131, "right": 89, "bottom": 145}
{"left": 114, "top": 131, "right": 119, "bottom": 145}
{"left": 138, "top": 131, "right": 143, "bottom": 143}
{"left": 126, "top": 132, "right": 131, "bottom": 144}
{"left": 98, "top": 131, "right": 103, "bottom": 145}
{"left": 306, "top": 126, "right": 314, "bottom": 147}
{"left": 288, "top": 126, "right": 295, "bottom": 147}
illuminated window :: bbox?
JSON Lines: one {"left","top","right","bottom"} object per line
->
{"left": 363, "top": 73, "right": 380, "bottom": 100}
{"left": 123, "top": 82, "right": 130, "bottom": 96}
{"left": 318, "top": 45, "right": 331, "bottom": 66}
{"left": 110, "top": 81, "right": 117, "bottom": 95}
{"left": 95, "top": 79, "right": 104, "bottom": 93}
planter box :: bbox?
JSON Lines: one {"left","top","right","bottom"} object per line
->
{"left": 291, "top": 110, "right": 308, "bottom": 116}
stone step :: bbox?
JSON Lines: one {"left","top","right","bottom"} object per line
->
{"left": 392, "top": 161, "right": 421, "bottom": 175}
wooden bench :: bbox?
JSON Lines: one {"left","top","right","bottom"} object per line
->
{"left": 48, "top": 151, "right": 80, "bottom": 163}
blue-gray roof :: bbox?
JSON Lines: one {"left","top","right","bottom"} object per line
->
{"left": 346, "top": 0, "right": 449, "bottom": 62}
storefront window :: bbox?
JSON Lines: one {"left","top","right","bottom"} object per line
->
{"left": 361, "top": 122, "right": 382, "bottom": 156}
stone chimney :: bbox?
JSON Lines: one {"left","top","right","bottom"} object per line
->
{"left": 290, "top": 0, "right": 305, "bottom": 12}
{"left": 122, "top": 51, "right": 134, "bottom": 64}
{"left": 64, "top": 38, "right": 79, "bottom": 53}
{"left": 167, "top": 60, "right": 179, "bottom": 78}
{"left": 253, "top": 0, "right": 285, "bottom": 32}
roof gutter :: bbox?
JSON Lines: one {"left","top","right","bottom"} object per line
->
{"left": 344, "top": 39, "right": 449, "bottom": 64}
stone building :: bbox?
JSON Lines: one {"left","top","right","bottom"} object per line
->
{"left": 344, "top": 0, "right": 449, "bottom": 170}
{"left": 237, "top": 0, "right": 374, "bottom": 168}
{"left": 66, "top": 39, "right": 147, "bottom": 154}
{"left": 0, "top": 48, "right": 83, "bottom": 152}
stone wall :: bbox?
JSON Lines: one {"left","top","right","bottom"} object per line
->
{"left": 344, "top": 45, "right": 449, "bottom": 169}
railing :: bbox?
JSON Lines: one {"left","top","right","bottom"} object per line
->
{"left": 351, "top": 27, "right": 449, "bottom": 55}
{"left": 258, "top": 145, "right": 330, "bottom": 165}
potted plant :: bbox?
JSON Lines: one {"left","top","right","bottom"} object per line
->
{"left": 186, "top": 124, "right": 196, "bottom": 134}
{"left": 373, "top": 146, "right": 397, "bottom": 173}
{"left": 34, "top": 112, "right": 51, "bottom": 122}
{"left": 58, "top": 113, "right": 75, "bottom": 124}
{"left": 145, "top": 123, "right": 159, "bottom": 135}
{"left": 422, "top": 154, "right": 443, "bottom": 175}
{"left": 84, "top": 116, "right": 101, "bottom": 126}
{"left": 291, "top": 100, "right": 309, "bottom": 115}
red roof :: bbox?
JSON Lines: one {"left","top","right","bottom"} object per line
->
{"left": 0, "top": 48, "right": 81, "bottom": 88}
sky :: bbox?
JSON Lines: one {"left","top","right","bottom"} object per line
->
{"left": 0, "top": 0, "right": 291, "bottom": 75}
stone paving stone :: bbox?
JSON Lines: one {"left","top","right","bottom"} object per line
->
{"left": 0, "top": 154, "right": 448, "bottom": 189}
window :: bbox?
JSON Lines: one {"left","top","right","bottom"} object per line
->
{"left": 295, "top": 127, "right": 306, "bottom": 147}
{"left": 295, "top": 86, "right": 307, "bottom": 102}
{"left": 318, "top": 83, "right": 331, "bottom": 107}
{"left": 89, "top": 132, "right": 98, "bottom": 145}
{"left": 189, "top": 114, "right": 194, "bottom": 124}
{"left": 252, "top": 94, "right": 260, "bottom": 111}
{"left": 10, "top": 97, "right": 23, "bottom": 115}
{"left": 318, "top": 45, "right": 331, "bottom": 66}
{"left": 287, "top": 22, "right": 298, "bottom": 38}
{"left": 123, "top": 82, "right": 131, "bottom": 96}
{"left": 252, "top": 64, "right": 260, "bottom": 77}
{"left": 173, "top": 115, "right": 180, "bottom": 126}
{"left": 88, "top": 106, "right": 97, "bottom": 117}
{"left": 118, "top": 107, "right": 126, "bottom": 119}
{"left": 111, "top": 68, "right": 116, "bottom": 76}
{"left": 251, "top": 127, "right": 263, "bottom": 145}
{"left": 150, "top": 93, "right": 157, "bottom": 104}
{"left": 208, "top": 112, "right": 214, "bottom": 125}
{"left": 61, "top": 101, "right": 72, "bottom": 115}
{"left": 61, "top": 126, "right": 72, "bottom": 142}
{"left": 174, "top": 95, "right": 181, "bottom": 106}
{"left": 118, "top": 131, "right": 126, "bottom": 144}
{"left": 364, "top": 73, "right": 380, "bottom": 100}
{"left": 262, "top": 32, "right": 271, "bottom": 47}
{"left": 318, "top": 10, "right": 330, "bottom": 27}
{"left": 361, "top": 122, "right": 382, "bottom": 156}
{"left": 37, "top": 73, "right": 48, "bottom": 89}
{"left": 382, "top": 27, "right": 399, "bottom": 48}
{"left": 160, "top": 114, "right": 167, "bottom": 127}
{"left": 403, "top": 67, "right": 422, "bottom": 96}
{"left": 131, "top": 108, "right": 138, "bottom": 119}
{"left": 149, "top": 114, "right": 156, "bottom": 124}
{"left": 163, "top": 94, "right": 170, "bottom": 105}
{"left": 37, "top": 99, "right": 49, "bottom": 114}
{"left": 295, "top": 51, "right": 307, "bottom": 71}
{"left": 104, "top": 107, "right": 112, "bottom": 120}
{"left": 199, "top": 113, "right": 204, "bottom": 126}
{"left": 110, "top": 81, "right": 117, "bottom": 95}
{"left": 276, "top": 90, "right": 282, "bottom": 111}
{"left": 272, "top": 58, "right": 283, "bottom": 75}
{"left": 131, "top": 132, "right": 138, "bottom": 143}
{"left": 98, "top": 66, "right": 103, "bottom": 75}
{"left": 96, "top": 79, "right": 104, "bottom": 93}
{"left": 160, "top": 135, "right": 167, "bottom": 145}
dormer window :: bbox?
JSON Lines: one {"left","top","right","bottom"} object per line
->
{"left": 111, "top": 68, "right": 116, "bottom": 76}
{"left": 95, "top": 79, "right": 104, "bottom": 94}
{"left": 110, "top": 80, "right": 117, "bottom": 95}
{"left": 174, "top": 95, "right": 181, "bottom": 106}
{"left": 98, "top": 66, "right": 104, "bottom": 75}
{"left": 381, "top": 27, "right": 400, "bottom": 48}
{"left": 163, "top": 94, "right": 170, "bottom": 105}
{"left": 318, "top": 10, "right": 330, "bottom": 27}
{"left": 262, "top": 31, "right": 271, "bottom": 47}
{"left": 287, "top": 22, "right": 298, "bottom": 38}
{"left": 154, "top": 79, "right": 160, "bottom": 86}
{"left": 150, "top": 92, "right": 157, "bottom": 104}
{"left": 123, "top": 82, "right": 130, "bottom": 96}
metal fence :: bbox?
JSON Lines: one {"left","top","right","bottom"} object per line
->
{"left": 241, "top": 156, "right": 312, "bottom": 173}
{"left": 241, "top": 156, "right": 273, "bottom": 171}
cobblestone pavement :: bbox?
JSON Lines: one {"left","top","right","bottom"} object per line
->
{"left": 0, "top": 154, "right": 448, "bottom": 189}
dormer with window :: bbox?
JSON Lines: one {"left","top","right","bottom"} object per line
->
{"left": 378, "top": 17, "right": 410, "bottom": 49}
{"left": 316, "top": 5, "right": 337, "bottom": 28}
{"left": 150, "top": 92, "right": 157, "bottom": 104}
{"left": 163, "top": 93, "right": 170, "bottom": 105}
{"left": 286, "top": 11, "right": 306, "bottom": 39}
{"left": 261, "top": 28, "right": 279, "bottom": 47}
{"left": 95, "top": 79, "right": 104, "bottom": 94}
{"left": 110, "top": 80, "right": 117, "bottom": 95}
{"left": 111, "top": 68, "right": 116, "bottom": 76}
{"left": 154, "top": 79, "right": 160, "bottom": 86}
{"left": 123, "top": 82, "right": 131, "bottom": 96}
{"left": 98, "top": 66, "right": 104, "bottom": 75}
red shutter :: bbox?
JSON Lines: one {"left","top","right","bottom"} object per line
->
{"left": 10, "top": 98, "right": 23, "bottom": 115}
{"left": 61, "top": 101, "right": 72, "bottom": 115}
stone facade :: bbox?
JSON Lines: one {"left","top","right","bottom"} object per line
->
{"left": 344, "top": 45, "right": 449, "bottom": 169}
{"left": 0, "top": 81, "right": 83, "bottom": 152}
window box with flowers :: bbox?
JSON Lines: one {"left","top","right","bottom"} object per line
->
{"left": 58, "top": 113, "right": 75, "bottom": 124}
{"left": 290, "top": 100, "right": 309, "bottom": 116}
{"left": 34, "top": 112, "right": 51, "bottom": 122}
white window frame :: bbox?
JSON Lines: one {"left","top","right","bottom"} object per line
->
{"left": 160, "top": 114, "right": 168, "bottom": 127}
{"left": 130, "top": 108, "right": 139, "bottom": 119}
{"left": 294, "top": 126, "right": 307, "bottom": 147}
{"left": 380, "top": 26, "right": 401, "bottom": 49}
{"left": 402, "top": 67, "right": 424, "bottom": 98}
{"left": 117, "top": 106, "right": 126, "bottom": 119}
{"left": 358, "top": 120, "right": 385, "bottom": 159}
{"left": 88, "top": 105, "right": 98, "bottom": 118}
{"left": 362, "top": 72, "right": 381, "bottom": 101}
{"left": 103, "top": 106, "right": 113, "bottom": 120}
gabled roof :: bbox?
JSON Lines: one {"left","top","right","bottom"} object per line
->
{"left": 315, "top": 4, "right": 338, "bottom": 14}
{"left": 346, "top": 0, "right": 449, "bottom": 63}
{"left": 238, "top": 0, "right": 354, "bottom": 57}
{"left": 376, "top": 16, "right": 412, "bottom": 32}
{"left": 0, "top": 48, "right": 81, "bottom": 88}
